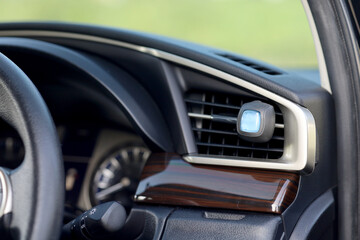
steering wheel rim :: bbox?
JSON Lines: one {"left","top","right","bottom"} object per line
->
{"left": 0, "top": 52, "right": 64, "bottom": 240}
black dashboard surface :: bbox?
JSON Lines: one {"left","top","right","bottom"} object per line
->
{"left": 0, "top": 23, "right": 336, "bottom": 239}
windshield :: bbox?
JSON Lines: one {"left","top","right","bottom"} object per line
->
{"left": 0, "top": 0, "right": 317, "bottom": 69}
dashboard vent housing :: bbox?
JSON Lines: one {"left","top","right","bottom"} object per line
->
{"left": 185, "top": 92, "right": 284, "bottom": 159}
{"left": 218, "top": 54, "right": 282, "bottom": 76}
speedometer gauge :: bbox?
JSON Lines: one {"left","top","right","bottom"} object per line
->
{"left": 90, "top": 145, "right": 150, "bottom": 210}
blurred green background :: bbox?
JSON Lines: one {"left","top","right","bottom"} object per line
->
{"left": 0, "top": 0, "right": 317, "bottom": 68}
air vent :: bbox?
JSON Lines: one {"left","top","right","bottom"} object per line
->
{"left": 185, "top": 92, "right": 284, "bottom": 159}
{"left": 218, "top": 54, "right": 282, "bottom": 76}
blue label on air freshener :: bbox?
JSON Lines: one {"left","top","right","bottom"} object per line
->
{"left": 240, "top": 110, "right": 261, "bottom": 133}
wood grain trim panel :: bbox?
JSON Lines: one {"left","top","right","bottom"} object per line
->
{"left": 134, "top": 153, "right": 299, "bottom": 214}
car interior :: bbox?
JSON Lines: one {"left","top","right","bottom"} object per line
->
{"left": 0, "top": 0, "right": 360, "bottom": 239}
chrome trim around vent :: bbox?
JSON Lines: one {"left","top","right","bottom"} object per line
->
{"left": 185, "top": 105, "right": 316, "bottom": 174}
{"left": 0, "top": 30, "right": 317, "bottom": 173}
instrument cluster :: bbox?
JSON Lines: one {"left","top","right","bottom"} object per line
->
{"left": 0, "top": 120, "right": 150, "bottom": 218}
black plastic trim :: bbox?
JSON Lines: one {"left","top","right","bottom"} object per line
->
{"left": 289, "top": 189, "right": 336, "bottom": 240}
{"left": 162, "top": 208, "right": 284, "bottom": 240}
{"left": 0, "top": 37, "right": 174, "bottom": 152}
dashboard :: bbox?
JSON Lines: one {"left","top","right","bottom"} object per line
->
{"left": 0, "top": 22, "right": 337, "bottom": 239}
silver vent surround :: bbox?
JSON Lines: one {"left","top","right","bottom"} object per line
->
{"left": 0, "top": 30, "right": 317, "bottom": 174}
{"left": 185, "top": 102, "right": 315, "bottom": 174}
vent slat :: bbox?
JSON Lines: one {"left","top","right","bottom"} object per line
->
{"left": 196, "top": 142, "right": 283, "bottom": 153}
{"left": 188, "top": 113, "right": 237, "bottom": 124}
{"left": 185, "top": 99, "right": 241, "bottom": 110}
{"left": 193, "top": 128, "right": 284, "bottom": 141}
{"left": 192, "top": 128, "right": 238, "bottom": 136}
{"left": 271, "top": 135, "right": 285, "bottom": 140}
{"left": 185, "top": 99, "right": 282, "bottom": 116}
{"left": 186, "top": 92, "right": 285, "bottom": 159}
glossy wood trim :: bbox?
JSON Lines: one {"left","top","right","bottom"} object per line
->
{"left": 134, "top": 153, "right": 299, "bottom": 214}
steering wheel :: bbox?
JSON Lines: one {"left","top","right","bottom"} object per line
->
{"left": 0, "top": 53, "right": 64, "bottom": 239}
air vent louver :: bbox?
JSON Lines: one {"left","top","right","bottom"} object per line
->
{"left": 218, "top": 54, "right": 282, "bottom": 76}
{"left": 186, "top": 92, "right": 284, "bottom": 159}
